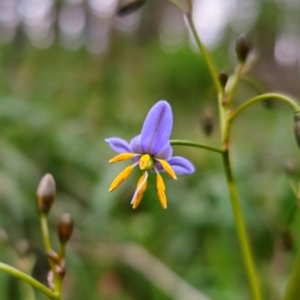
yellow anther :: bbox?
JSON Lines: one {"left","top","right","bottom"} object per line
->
{"left": 109, "top": 153, "right": 136, "bottom": 163}
{"left": 156, "top": 159, "right": 177, "bottom": 179}
{"left": 109, "top": 165, "right": 135, "bottom": 192}
{"left": 139, "top": 154, "right": 153, "bottom": 170}
{"left": 156, "top": 173, "right": 167, "bottom": 209}
{"left": 132, "top": 172, "right": 148, "bottom": 209}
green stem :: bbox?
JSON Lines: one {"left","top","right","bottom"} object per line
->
{"left": 0, "top": 262, "right": 59, "bottom": 300}
{"left": 222, "top": 150, "right": 262, "bottom": 300}
{"left": 185, "top": 9, "right": 226, "bottom": 140}
{"left": 226, "top": 63, "right": 244, "bottom": 107}
{"left": 185, "top": 13, "right": 222, "bottom": 95}
{"left": 283, "top": 250, "right": 300, "bottom": 300}
{"left": 40, "top": 214, "right": 62, "bottom": 298}
{"left": 229, "top": 93, "right": 300, "bottom": 123}
{"left": 170, "top": 139, "right": 223, "bottom": 153}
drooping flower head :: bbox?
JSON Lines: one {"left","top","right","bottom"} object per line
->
{"left": 105, "top": 100, "right": 195, "bottom": 209}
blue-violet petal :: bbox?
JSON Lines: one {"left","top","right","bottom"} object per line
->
{"left": 168, "top": 156, "right": 195, "bottom": 174}
{"left": 154, "top": 143, "right": 173, "bottom": 160}
{"left": 140, "top": 101, "right": 173, "bottom": 155}
{"left": 130, "top": 134, "right": 143, "bottom": 154}
{"left": 105, "top": 137, "right": 131, "bottom": 153}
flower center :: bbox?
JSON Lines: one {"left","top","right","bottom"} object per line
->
{"left": 139, "top": 154, "right": 154, "bottom": 170}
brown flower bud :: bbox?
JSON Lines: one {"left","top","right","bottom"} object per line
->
{"left": 57, "top": 213, "right": 74, "bottom": 245}
{"left": 36, "top": 174, "right": 56, "bottom": 214}
{"left": 201, "top": 108, "right": 214, "bottom": 136}
{"left": 218, "top": 71, "right": 228, "bottom": 89}
{"left": 261, "top": 99, "right": 274, "bottom": 110}
{"left": 235, "top": 34, "right": 252, "bottom": 63}
{"left": 117, "top": 0, "right": 147, "bottom": 16}
{"left": 294, "top": 112, "right": 300, "bottom": 149}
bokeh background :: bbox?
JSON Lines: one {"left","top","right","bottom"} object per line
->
{"left": 1, "top": 0, "right": 300, "bottom": 299}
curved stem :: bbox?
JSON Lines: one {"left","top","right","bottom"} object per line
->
{"left": 0, "top": 262, "right": 59, "bottom": 300}
{"left": 229, "top": 93, "right": 300, "bottom": 123}
{"left": 222, "top": 151, "right": 262, "bottom": 300}
{"left": 170, "top": 139, "right": 223, "bottom": 153}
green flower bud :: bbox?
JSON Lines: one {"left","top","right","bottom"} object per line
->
{"left": 294, "top": 112, "right": 300, "bottom": 149}
{"left": 36, "top": 174, "right": 56, "bottom": 214}
{"left": 57, "top": 213, "right": 74, "bottom": 245}
{"left": 218, "top": 71, "right": 228, "bottom": 89}
{"left": 118, "top": 0, "right": 147, "bottom": 16}
{"left": 235, "top": 34, "right": 252, "bottom": 63}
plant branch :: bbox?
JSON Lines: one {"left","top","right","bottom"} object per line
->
{"left": 229, "top": 93, "right": 300, "bottom": 123}
{"left": 0, "top": 262, "right": 59, "bottom": 300}
{"left": 170, "top": 139, "right": 223, "bottom": 153}
{"left": 222, "top": 150, "right": 263, "bottom": 300}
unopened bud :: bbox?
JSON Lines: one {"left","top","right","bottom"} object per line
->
{"left": 235, "top": 34, "right": 252, "bottom": 63}
{"left": 262, "top": 99, "right": 274, "bottom": 110}
{"left": 57, "top": 213, "right": 74, "bottom": 245}
{"left": 218, "top": 71, "right": 228, "bottom": 89}
{"left": 117, "top": 0, "right": 146, "bottom": 16}
{"left": 201, "top": 108, "right": 214, "bottom": 136}
{"left": 294, "top": 112, "right": 300, "bottom": 149}
{"left": 36, "top": 174, "right": 56, "bottom": 214}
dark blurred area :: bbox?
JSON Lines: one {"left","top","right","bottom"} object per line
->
{"left": 0, "top": 0, "right": 300, "bottom": 299}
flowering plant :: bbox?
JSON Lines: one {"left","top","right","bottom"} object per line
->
{"left": 106, "top": 100, "right": 194, "bottom": 209}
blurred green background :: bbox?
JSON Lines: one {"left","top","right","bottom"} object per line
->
{"left": 1, "top": 0, "right": 300, "bottom": 299}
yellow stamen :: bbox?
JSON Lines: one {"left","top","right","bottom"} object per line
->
{"left": 109, "top": 153, "right": 136, "bottom": 163}
{"left": 132, "top": 172, "right": 148, "bottom": 209}
{"left": 156, "top": 173, "right": 167, "bottom": 209}
{"left": 108, "top": 165, "right": 135, "bottom": 192}
{"left": 139, "top": 154, "right": 152, "bottom": 170}
{"left": 156, "top": 159, "right": 177, "bottom": 179}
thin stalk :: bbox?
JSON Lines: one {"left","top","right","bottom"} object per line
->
{"left": 185, "top": 12, "right": 226, "bottom": 137}
{"left": 226, "top": 63, "right": 244, "bottom": 107}
{"left": 283, "top": 251, "right": 300, "bottom": 300}
{"left": 170, "top": 140, "right": 223, "bottom": 153}
{"left": 40, "top": 214, "right": 63, "bottom": 299}
{"left": 185, "top": 13, "right": 222, "bottom": 95}
{"left": 229, "top": 93, "right": 300, "bottom": 123}
{"left": 0, "top": 262, "right": 59, "bottom": 300}
{"left": 222, "top": 150, "right": 263, "bottom": 300}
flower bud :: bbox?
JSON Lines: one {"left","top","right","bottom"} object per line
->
{"left": 261, "top": 99, "right": 274, "bottom": 110}
{"left": 201, "top": 107, "right": 214, "bottom": 136}
{"left": 294, "top": 112, "right": 300, "bottom": 149}
{"left": 218, "top": 71, "right": 228, "bottom": 89}
{"left": 117, "top": 0, "right": 146, "bottom": 16}
{"left": 57, "top": 213, "right": 74, "bottom": 245}
{"left": 235, "top": 34, "right": 252, "bottom": 63}
{"left": 36, "top": 174, "right": 56, "bottom": 214}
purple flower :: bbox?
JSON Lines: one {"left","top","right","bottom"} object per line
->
{"left": 106, "top": 100, "right": 195, "bottom": 209}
